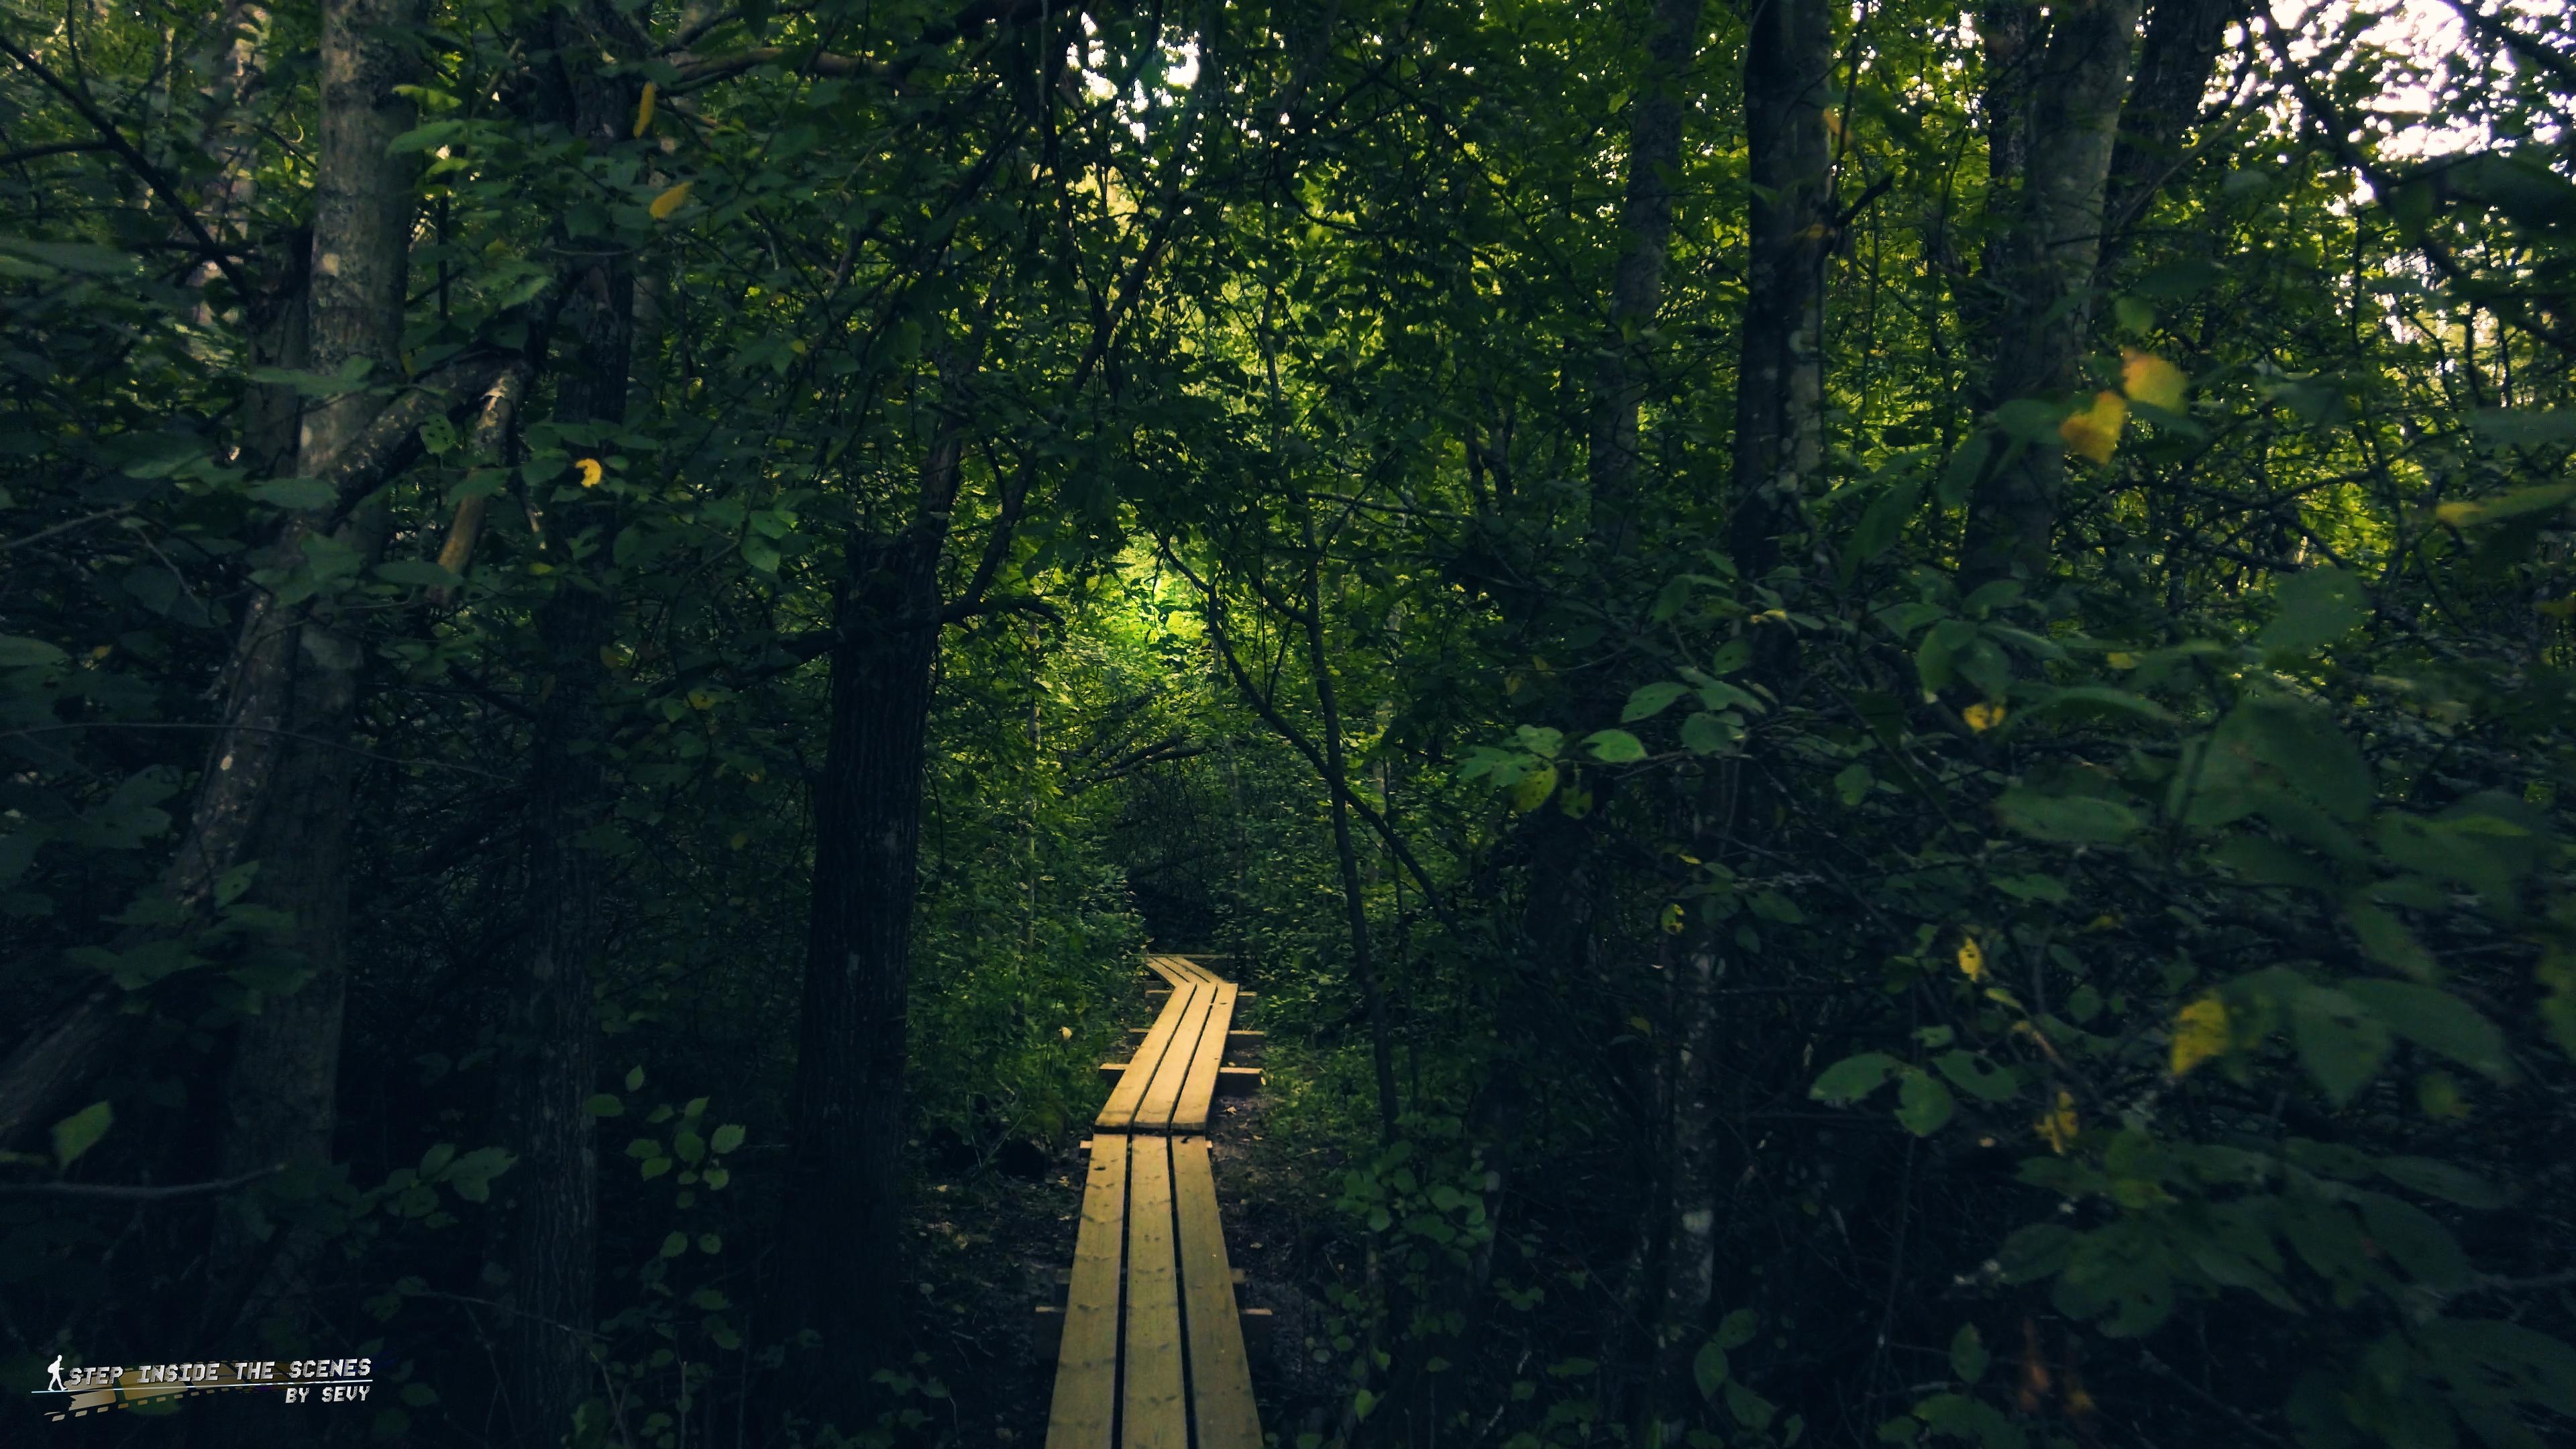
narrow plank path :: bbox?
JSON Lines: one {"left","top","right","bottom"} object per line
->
{"left": 1042, "top": 953, "right": 1263, "bottom": 1449}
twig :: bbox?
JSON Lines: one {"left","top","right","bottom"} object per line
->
{"left": 0, "top": 1165, "right": 281, "bottom": 1202}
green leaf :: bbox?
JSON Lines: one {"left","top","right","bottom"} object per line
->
{"left": 1693, "top": 1341, "right": 1729, "bottom": 1400}
{"left": 1949, "top": 1324, "right": 1989, "bottom": 1385}
{"left": 1678, "top": 712, "right": 1739, "bottom": 755}
{"left": 1715, "top": 1308, "right": 1757, "bottom": 1350}
{"left": 1835, "top": 763, "right": 1874, "bottom": 806}
{"left": 2343, "top": 979, "right": 2512, "bottom": 1081}
{"left": 1934, "top": 1051, "right": 2019, "bottom": 1103}
{"left": 2293, "top": 985, "right": 2392, "bottom": 1106}
{"left": 1622, "top": 682, "right": 1689, "bottom": 722}
{"left": 2257, "top": 567, "right": 2367, "bottom": 652}
{"left": 1724, "top": 1380, "right": 1775, "bottom": 1432}
{"left": 2470, "top": 407, "right": 2576, "bottom": 446}
{"left": 0, "top": 636, "right": 69, "bottom": 668}
{"left": 710, "top": 1122, "right": 747, "bottom": 1154}
{"left": 1811, "top": 1053, "right": 1901, "bottom": 1105}
{"left": 625, "top": 1065, "right": 645, "bottom": 1092}
{"left": 52, "top": 1100, "right": 113, "bottom": 1167}
{"left": 374, "top": 559, "right": 464, "bottom": 589}
{"left": 584, "top": 1093, "right": 625, "bottom": 1118}
{"left": 2377, "top": 1155, "right": 2506, "bottom": 1212}
{"left": 1996, "top": 788, "right": 2141, "bottom": 844}
{"left": 660, "top": 1231, "right": 688, "bottom": 1257}
{"left": 1582, "top": 729, "right": 1647, "bottom": 763}
{"left": 1895, "top": 1069, "right": 1955, "bottom": 1135}
{"left": 252, "top": 477, "right": 337, "bottom": 510}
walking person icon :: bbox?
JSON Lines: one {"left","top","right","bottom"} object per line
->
{"left": 46, "top": 1355, "right": 64, "bottom": 1393}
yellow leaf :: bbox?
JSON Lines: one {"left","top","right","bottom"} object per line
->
{"left": 2121, "top": 350, "right": 2187, "bottom": 411}
{"left": 1509, "top": 763, "right": 1558, "bottom": 813}
{"left": 1964, "top": 701, "right": 2006, "bottom": 733}
{"left": 574, "top": 457, "right": 604, "bottom": 487}
{"left": 1957, "top": 935, "right": 1986, "bottom": 981}
{"left": 2058, "top": 391, "right": 2127, "bottom": 464}
{"left": 634, "top": 81, "right": 657, "bottom": 138}
{"left": 1660, "top": 903, "right": 1685, "bottom": 934}
{"left": 649, "top": 180, "right": 694, "bottom": 220}
{"left": 2169, "top": 996, "right": 2230, "bottom": 1077}
{"left": 2106, "top": 651, "right": 2139, "bottom": 669}
{"left": 2037, "top": 1090, "right": 2079, "bottom": 1154}
{"left": 2086, "top": 912, "right": 2121, "bottom": 932}
{"left": 1059, "top": 1026, "right": 1073, "bottom": 1040}
{"left": 1627, "top": 1015, "right": 1654, "bottom": 1036}
{"left": 688, "top": 689, "right": 716, "bottom": 711}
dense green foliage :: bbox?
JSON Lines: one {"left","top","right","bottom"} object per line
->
{"left": 5, "top": 0, "right": 2575, "bottom": 1446}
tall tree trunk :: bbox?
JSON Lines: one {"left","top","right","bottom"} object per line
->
{"left": 781, "top": 441, "right": 956, "bottom": 1402}
{"left": 203, "top": 0, "right": 421, "bottom": 1339}
{"left": 494, "top": 15, "right": 638, "bottom": 1436}
{"left": 1584, "top": 0, "right": 1708, "bottom": 565}
{"left": 1300, "top": 536, "right": 1401, "bottom": 1142}
{"left": 2101, "top": 0, "right": 2247, "bottom": 262}
{"left": 1959, "top": 0, "right": 2145, "bottom": 590}
{"left": 1725, "top": 0, "right": 1835, "bottom": 579}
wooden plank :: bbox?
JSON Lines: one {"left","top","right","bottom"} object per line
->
{"left": 1043, "top": 1134, "right": 1128, "bottom": 1449}
{"left": 1173, "top": 1136, "right": 1263, "bottom": 1449}
{"left": 1131, "top": 986, "right": 1219, "bottom": 1132}
{"left": 1097, "top": 982, "right": 1201, "bottom": 1130}
{"left": 1143, "top": 955, "right": 1196, "bottom": 988}
{"left": 1168, "top": 984, "right": 1238, "bottom": 1134}
{"left": 1122, "top": 1136, "right": 1189, "bottom": 1449}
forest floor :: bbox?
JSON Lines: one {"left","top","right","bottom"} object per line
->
{"left": 902, "top": 1081, "right": 1348, "bottom": 1446}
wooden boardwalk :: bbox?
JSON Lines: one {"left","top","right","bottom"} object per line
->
{"left": 1042, "top": 954, "right": 1263, "bottom": 1449}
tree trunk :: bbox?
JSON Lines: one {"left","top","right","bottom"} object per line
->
{"left": 1300, "top": 539, "right": 1401, "bottom": 1142}
{"left": 1725, "top": 0, "right": 1835, "bottom": 579}
{"left": 203, "top": 0, "right": 420, "bottom": 1340}
{"left": 1959, "top": 0, "right": 2145, "bottom": 590}
{"left": 2102, "top": 0, "right": 2247, "bottom": 259}
{"left": 1584, "top": 0, "right": 1707, "bottom": 564}
{"left": 493, "top": 15, "right": 638, "bottom": 1434}
{"left": 781, "top": 446, "right": 956, "bottom": 1400}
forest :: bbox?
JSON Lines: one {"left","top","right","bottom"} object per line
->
{"left": 4, "top": 0, "right": 2575, "bottom": 1444}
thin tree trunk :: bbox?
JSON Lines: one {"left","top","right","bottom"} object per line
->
{"left": 1960, "top": 0, "right": 2145, "bottom": 590}
{"left": 203, "top": 0, "right": 421, "bottom": 1339}
{"left": 1585, "top": 0, "right": 1707, "bottom": 564}
{"left": 494, "top": 13, "right": 638, "bottom": 1434}
{"left": 1299, "top": 531, "right": 1400, "bottom": 1142}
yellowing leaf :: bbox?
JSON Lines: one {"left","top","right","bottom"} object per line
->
{"left": 1509, "top": 763, "right": 1558, "bottom": 813}
{"left": 1964, "top": 701, "right": 2006, "bottom": 733}
{"left": 1660, "top": 902, "right": 1685, "bottom": 934}
{"left": 2169, "top": 996, "right": 2230, "bottom": 1077}
{"left": 649, "top": 180, "right": 694, "bottom": 220}
{"left": 599, "top": 641, "right": 634, "bottom": 670}
{"left": 2121, "top": 350, "right": 2188, "bottom": 411}
{"left": 2059, "top": 391, "right": 2127, "bottom": 464}
{"left": 2037, "top": 1090, "right": 2079, "bottom": 1154}
{"left": 1059, "top": 1026, "right": 1073, "bottom": 1040}
{"left": 634, "top": 81, "right": 657, "bottom": 138}
{"left": 2435, "top": 500, "right": 2479, "bottom": 526}
{"left": 2106, "top": 651, "right": 2139, "bottom": 669}
{"left": 688, "top": 689, "right": 716, "bottom": 710}
{"left": 1957, "top": 935, "right": 1986, "bottom": 981}
{"left": 574, "top": 457, "right": 604, "bottom": 487}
